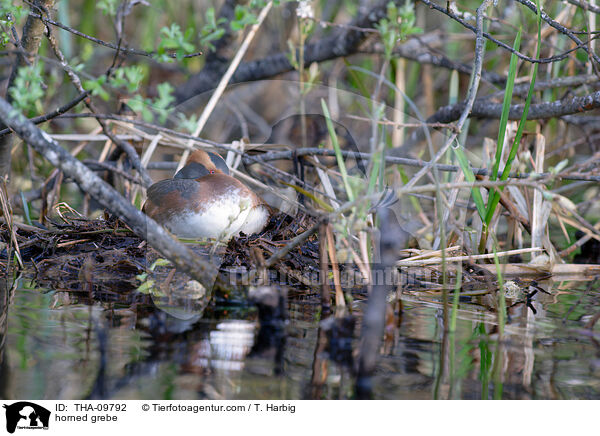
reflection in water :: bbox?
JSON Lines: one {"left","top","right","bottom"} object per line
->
{"left": 0, "top": 276, "right": 11, "bottom": 399}
{"left": 193, "top": 321, "right": 255, "bottom": 371}
{"left": 1, "top": 277, "right": 600, "bottom": 399}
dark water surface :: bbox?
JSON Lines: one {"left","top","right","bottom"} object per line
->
{"left": 1, "top": 276, "right": 599, "bottom": 400}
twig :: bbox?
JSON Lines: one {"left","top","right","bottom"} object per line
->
{"left": 346, "top": 114, "right": 459, "bottom": 132}
{"left": 0, "top": 92, "right": 88, "bottom": 139}
{"left": 406, "top": 0, "right": 492, "bottom": 190}
{"left": 567, "top": 0, "right": 600, "bottom": 14}
{"left": 93, "top": 151, "right": 600, "bottom": 183}
{"left": 397, "top": 247, "right": 543, "bottom": 266}
{"left": 82, "top": 160, "right": 143, "bottom": 184}
{"left": 29, "top": 12, "right": 203, "bottom": 60}
{"left": 418, "top": 0, "right": 599, "bottom": 65}
{"left": 558, "top": 223, "right": 600, "bottom": 257}
{"left": 482, "top": 74, "right": 599, "bottom": 100}
{"left": 514, "top": 0, "right": 600, "bottom": 66}
{"left": 325, "top": 223, "right": 345, "bottom": 307}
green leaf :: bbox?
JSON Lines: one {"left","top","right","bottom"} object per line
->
{"left": 97, "top": 0, "right": 118, "bottom": 16}
{"left": 150, "top": 258, "right": 172, "bottom": 270}
{"left": 281, "top": 182, "right": 334, "bottom": 212}
{"left": 127, "top": 82, "right": 174, "bottom": 123}
{"left": 484, "top": 1, "right": 542, "bottom": 226}
{"left": 9, "top": 63, "right": 45, "bottom": 114}
{"left": 199, "top": 7, "right": 227, "bottom": 51}
{"left": 230, "top": 5, "right": 257, "bottom": 31}
{"left": 136, "top": 279, "right": 155, "bottom": 294}
{"left": 490, "top": 28, "right": 521, "bottom": 183}
{"left": 375, "top": 0, "right": 421, "bottom": 60}
{"left": 177, "top": 113, "right": 199, "bottom": 134}
{"left": 452, "top": 141, "right": 486, "bottom": 220}
{"left": 83, "top": 76, "right": 110, "bottom": 101}
{"left": 157, "top": 23, "right": 196, "bottom": 61}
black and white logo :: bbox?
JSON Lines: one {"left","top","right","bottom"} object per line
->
{"left": 2, "top": 402, "right": 50, "bottom": 433}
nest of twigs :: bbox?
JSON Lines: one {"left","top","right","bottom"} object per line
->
{"left": 0, "top": 211, "right": 320, "bottom": 309}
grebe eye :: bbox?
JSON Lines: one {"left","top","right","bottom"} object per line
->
{"left": 210, "top": 170, "right": 215, "bottom": 174}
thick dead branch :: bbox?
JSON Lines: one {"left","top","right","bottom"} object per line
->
{"left": 431, "top": 90, "right": 600, "bottom": 123}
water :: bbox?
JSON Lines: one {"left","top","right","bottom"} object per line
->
{"left": 1, "top": 277, "right": 599, "bottom": 399}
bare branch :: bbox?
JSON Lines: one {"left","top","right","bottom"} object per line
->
{"left": 431, "top": 90, "right": 600, "bottom": 122}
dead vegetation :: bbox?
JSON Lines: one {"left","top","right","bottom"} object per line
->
{"left": 0, "top": 0, "right": 600, "bottom": 400}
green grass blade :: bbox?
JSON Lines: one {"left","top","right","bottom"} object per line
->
{"left": 490, "top": 28, "right": 522, "bottom": 182}
{"left": 343, "top": 59, "right": 372, "bottom": 100}
{"left": 321, "top": 99, "right": 355, "bottom": 202}
{"left": 282, "top": 182, "right": 334, "bottom": 212}
{"left": 452, "top": 141, "right": 486, "bottom": 220}
{"left": 448, "top": 67, "right": 486, "bottom": 220}
{"left": 484, "top": 2, "right": 542, "bottom": 226}
{"left": 491, "top": 239, "right": 505, "bottom": 400}
{"left": 20, "top": 191, "right": 32, "bottom": 226}
{"left": 367, "top": 151, "right": 381, "bottom": 196}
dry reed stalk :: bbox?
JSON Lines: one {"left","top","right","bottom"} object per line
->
{"left": 345, "top": 114, "right": 458, "bottom": 131}
{"left": 474, "top": 263, "right": 600, "bottom": 279}
{"left": 342, "top": 237, "right": 370, "bottom": 288}
{"left": 319, "top": 222, "right": 331, "bottom": 312}
{"left": 531, "top": 133, "right": 559, "bottom": 263}
{"left": 131, "top": 133, "right": 163, "bottom": 204}
{"left": 398, "top": 245, "right": 462, "bottom": 261}
{"left": 358, "top": 230, "right": 371, "bottom": 284}
{"left": 392, "top": 58, "right": 406, "bottom": 147}
{"left": 140, "top": 134, "right": 162, "bottom": 168}
{"left": 397, "top": 247, "right": 544, "bottom": 266}
{"left": 0, "top": 178, "right": 23, "bottom": 268}
{"left": 555, "top": 216, "right": 600, "bottom": 241}
{"left": 313, "top": 158, "right": 340, "bottom": 209}
{"left": 325, "top": 223, "right": 345, "bottom": 307}
{"left": 56, "top": 239, "right": 91, "bottom": 248}
{"left": 50, "top": 134, "right": 143, "bottom": 141}
{"left": 423, "top": 63, "right": 434, "bottom": 117}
